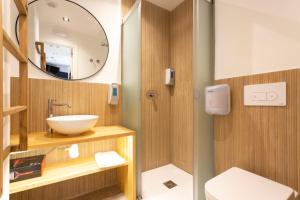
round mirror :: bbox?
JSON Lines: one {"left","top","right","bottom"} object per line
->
{"left": 16, "top": 0, "right": 109, "bottom": 80}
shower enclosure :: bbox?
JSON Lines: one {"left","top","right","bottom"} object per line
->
{"left": 121, "top": 1, "right": 142, "bottom": 199}
{"left": 122, "top": 0, "right": 214, "bottom": 199}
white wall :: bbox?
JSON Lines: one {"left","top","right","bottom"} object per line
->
{"left": 215, "top": 0, "right": 300, "bottom": 80}
{"left": 11, "top": 0, "right": 122, "bottom": 84}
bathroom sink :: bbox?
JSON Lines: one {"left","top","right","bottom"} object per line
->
{"left": 46, "top": 115, "right": 99, "bottom": 135}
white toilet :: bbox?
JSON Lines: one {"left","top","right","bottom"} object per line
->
{"left": 205, "top": 167, "right": 297, "bottom": 200}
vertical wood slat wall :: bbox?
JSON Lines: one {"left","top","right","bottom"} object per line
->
{"left": 170, "top": 0, "right": 193, "bottom": 174}
{"left": 0, "top": 0, "right": 29, "bottom": 195}
{"left": 10, "top": 78, "right": 123, "bottom": 133}
{"left": 141, "top": 0, "right": 194, "bottom": 174}
{"left": 141, "top": 0, "right": 172, "bottom": 172}
{"left": 122, "top": 0, "right": 194, "bottom": 174}
{"left": 214, "top": 69, "right": 300, "bottom": 194}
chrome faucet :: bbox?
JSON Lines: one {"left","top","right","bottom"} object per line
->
{"left": 47, "top": 99, "right": 71, "bottom": 133}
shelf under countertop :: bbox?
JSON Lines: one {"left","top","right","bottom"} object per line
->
{"left": 10, "top": 126, "right": 135, "bottom": 150}
{"left": 10, "top": 155, "right": 128, "bottom": 194}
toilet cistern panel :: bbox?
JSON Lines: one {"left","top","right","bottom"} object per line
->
{"left": 244, "top": 82, "right": 286, "bottom": 106}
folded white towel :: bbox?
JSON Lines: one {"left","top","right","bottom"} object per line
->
{"left": 95, "top": 151, "right": 126, "bottom": 168}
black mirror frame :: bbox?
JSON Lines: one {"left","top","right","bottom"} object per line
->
{"left": 15, "top": 0, "right": 110, "bottom": 81}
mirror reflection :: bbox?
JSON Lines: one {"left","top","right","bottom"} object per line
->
{"left": 18, "top": 0, "right": 109, "bottom": 80}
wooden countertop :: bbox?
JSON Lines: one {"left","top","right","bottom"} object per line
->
{"left": 11, "top": 126, "right": 135, "bottom": 150}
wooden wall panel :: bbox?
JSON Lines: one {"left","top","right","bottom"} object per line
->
{"left": 10, "top": 78, "right": 123, "bottom": 199}
{"left": 140, "top": 0, "right": 194, "bottom": 173}
{"left": 122, "top": 0, "right": 136, "bottom": 17}
{"left": 11, "top": 78, "right": 122, "bottom": 133}
{"left": 170, "top": 0, "right": 193, "bottom": 174}
{"left": 214, "top": 69, "right": 300, "bottom": 193}
{"left": 70, "top": 185, "right": 121, "bottom": 200}
{"left": 141, "top": 1, "right": 171, "bottom": 172}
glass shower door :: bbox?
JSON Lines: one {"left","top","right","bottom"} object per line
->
{"left": 121, "top": 2, "right": 142, "bottom": 199}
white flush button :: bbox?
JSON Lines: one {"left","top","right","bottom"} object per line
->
{"left": 252, "top": 92, "right": 267, "bottom": 101}
{"left": 267, "top": 92, "right": 278, "bottom": 101}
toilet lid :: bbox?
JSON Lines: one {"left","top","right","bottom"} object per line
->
{"left": 205, "top": 167, "right": 294, "bottom": 200}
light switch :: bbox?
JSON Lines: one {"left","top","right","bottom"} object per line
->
{"left": 244, "top": 82, "right": 286, "bottom": 106}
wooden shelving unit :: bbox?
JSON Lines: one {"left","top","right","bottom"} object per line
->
{"left": 13, "top": 0, "right": 28, "bottom": 15}
{"left": 3, "top": 31, "right": 27, "bottom": 63}
{"left": 10, "top": 126, "right": 137, "bottom": 200}
{"left": 10, "top": 156, "right": 128, "bottom": 194}
{"left": 0, "top": 0, "right": 28, "bottom": 196}
{"left": 10, "top": 126, "right": 135, "bottom": 150}
{"left": 3, "top": 106, "right": 26, "bottom": 117}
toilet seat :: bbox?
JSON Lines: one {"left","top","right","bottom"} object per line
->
{"left": 205, "top": 167, "right": 295, "bottom": 200}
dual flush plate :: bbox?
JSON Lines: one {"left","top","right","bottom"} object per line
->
{"left": 244, "top": 82, "right": 286, "bottom": 106}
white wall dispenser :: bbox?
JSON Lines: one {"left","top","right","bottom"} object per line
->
{"left": 244, "top": 82, "right": 286, "bottom": 106}
{"left": 108, "top": 83, "right": 119, "bottom": 105}
{"left": 205, "top": 84, "right": 231, "bottom": 115}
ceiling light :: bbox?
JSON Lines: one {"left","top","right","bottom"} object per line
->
{"left": 62, "top": 16, "right": 70, "bottom": 22}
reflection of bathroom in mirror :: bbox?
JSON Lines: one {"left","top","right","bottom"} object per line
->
{"left": 44, "top": 42, "right": 73, "bottom": 79}
{"left": 16, "top": 0, "right": 109, "bottom": 80}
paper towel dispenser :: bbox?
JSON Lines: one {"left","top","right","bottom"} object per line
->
{"left": 205, "top": 84, "right": 230, "bottom": 115}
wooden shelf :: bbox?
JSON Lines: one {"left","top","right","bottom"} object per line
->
{"left": 10, "top": 156, "right": 128, "bottom": 194}
{"left": 14, "top": 0, "right": 28, "bottom": 15}
{"left": 3, "top": 30, "right": 27, "bottom": 63}
{"left": 3, "top": 146, "right": 10, "bottom": 161}
{"left": 11, "top": 126, "right": 135, "bottom": 150}
{"left": 3, "top": 106, "right": 26, "bottom": 117}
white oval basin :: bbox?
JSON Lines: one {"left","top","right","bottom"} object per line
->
{"left": 46, "top": 115, "right": 99, "bottom": 135}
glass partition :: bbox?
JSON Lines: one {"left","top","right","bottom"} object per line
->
{"left": 193, "top": 0, "right": 214, "bottom": 199}
{"left": 121, "top": 2, "right": 142, "bottom": 198}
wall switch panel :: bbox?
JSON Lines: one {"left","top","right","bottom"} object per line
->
{"left": 244, "top": 82, "right": 286, "bottom": 106}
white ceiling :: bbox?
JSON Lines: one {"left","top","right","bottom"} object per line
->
{"left": 29, "top": 0, "right": 107, "bottom": 40}
{"left": 146, "top": 0, "right": 184, "bottom": 11}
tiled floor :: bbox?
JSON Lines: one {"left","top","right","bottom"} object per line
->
{"left": 142, "top": 164, "right": 193, "bottom": 200}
